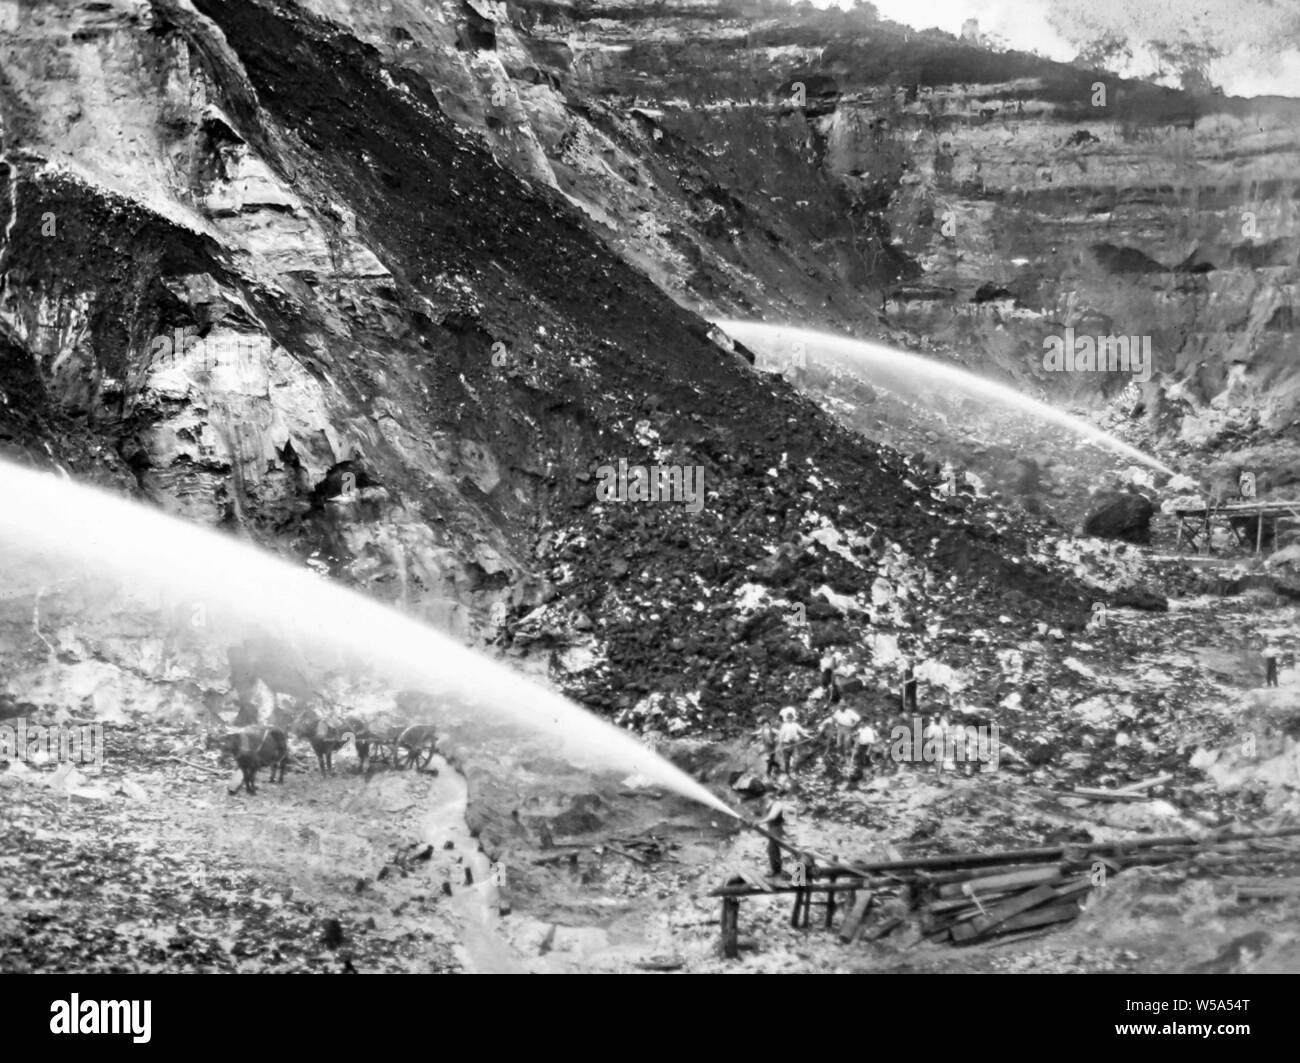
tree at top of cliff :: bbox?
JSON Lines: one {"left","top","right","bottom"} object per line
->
{"left": 1046, "top": 0, "right": 1300, "bottom": 95}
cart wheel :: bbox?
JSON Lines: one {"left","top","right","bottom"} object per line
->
{"left": 415, "top": 744, "right": 434, "bottom": 770}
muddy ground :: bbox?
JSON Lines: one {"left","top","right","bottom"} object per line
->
{"left": 3, "top": 543, "right": 1299, "bottom": 974}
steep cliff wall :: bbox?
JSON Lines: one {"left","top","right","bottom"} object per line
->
{"left": 0, "top": 0, "right": 1091, "bottom": 725}
{"left": 314, "top": 1, "right": 1300, "bottom": 483}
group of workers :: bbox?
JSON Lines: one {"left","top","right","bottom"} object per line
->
{"left": 753, "top": 702, "right": 883, "bottom": 780}
{"left": 751, "top": 649, "right": 987, "bottom": 786}
{"left": 748, "top": 651, "right": 917, "bottom": 782}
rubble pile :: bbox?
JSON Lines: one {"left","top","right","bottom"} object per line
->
{"left": 497, "top": 423, "right": 1094, "bottom": 733}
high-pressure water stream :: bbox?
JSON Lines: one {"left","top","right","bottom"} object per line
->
{"left": 0, "top": 459, "right": 739, "bottom": 818}
{"left": 714, "top": 320, "right": 1176, "bottom": 477}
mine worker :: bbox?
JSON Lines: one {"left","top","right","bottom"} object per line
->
{"left": 761, "top": 795, "right": 789, "bottom": 877}
{"left": 902, "top": 659, "right": 919, "bottom": 714}
{"left": 852, "top": 718, "right": 879, "bottom": 779}
{"left": 753, "top": 715, "right": 779, "bottom": 778}
{"left": 958, "top": 717, "right": 978, "bottom": 776}
{"left": 939, "top": 713, "right": 958, "bottom": 772}
{"left": 923, "top": 714, "right": 947, "bottom": 773}
{"left": 948, "top": 714, "right": 974, "bottom": 776}
{"left": 832, "top": 703, "right": 862, "bottom": 755}
{"left": 819, "top": 651, "right": 835, "bottom": 690}
{"left": 819, "top": 650, "right": 844, "bottom": 704}
{"left": 814, "top": 710, "right": 837, "bottom": 757}
{"left": 776, "top": 710, "right": 809, "bottom": 774}
{"left": 1263, "top": 641, "right": 1282, "bottom": 687}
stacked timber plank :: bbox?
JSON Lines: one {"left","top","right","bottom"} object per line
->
{"left": 919, "top": 864, "right": 1095, "bottom": 945}
{"left": 713, "top": 823, "right": 1300, "bottom": 957}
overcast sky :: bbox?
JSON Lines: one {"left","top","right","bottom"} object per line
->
{"left": 816, "top": 0, "right": 1300, "bottom": 98}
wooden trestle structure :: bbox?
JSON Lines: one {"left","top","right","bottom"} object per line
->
{"left": 713, "top": 823, "right": 1300, "bottom": 957}
{"left": 1172, "top": 500, "right": 1300, "bottom": 555}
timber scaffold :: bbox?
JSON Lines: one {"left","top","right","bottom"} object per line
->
{"left": 713, "top": 824, "right": 1300, "bottom": 957}
{"left": 1172, "top": 500, "right": 1300, "bottom": 555}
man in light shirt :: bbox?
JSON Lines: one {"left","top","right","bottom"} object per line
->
{"left": 851, "top": 719, "right": 879, "bottom": 780}
{"left": 832, "top": 704, "right": 862, "bottom": 756}
{"left": 1263, "top": 642, "right": 1282, "bottom": 687}
{"left": 776, "top": 712, "right": 809, "bottom": 774}
{"left": 819, "top": 652, "right": 835, "bottom": 689}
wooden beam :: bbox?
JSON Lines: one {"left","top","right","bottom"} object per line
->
{"left": 937, "top": 865, "right": 1063, "bottom": 898}
{"left": 918, "top": 861, "right": 1055, "bottom": 887}
{"left": 744, "top": 821, "right": 863, "bottom": 878}
{"left": 713, "top": 826, "right": 1300, "bottom": 897}
{"left": 927, "top": 887, "right": 1022, "bottom": 913}
{"left": 986, "top": 899, "right": 1083, "bottom": 937}
{"left": 603, "top": 843, "right": 648, "bottom": 865}
{"left": 838, "top": 892, "right": 874, "bottom": 943}
{"left": 1072, "top": 786, "right": 1150, "bottom": 803}
{"left": 720, "top": 897, "right": 740, "bottom": 959}
{"left": 710, "top": 881, "right": 871, "bottom": 897}
{"left": 1116, "top": 774, "right": 1173, "bottom": 793}
{"left": 861, "top": 916, "right": 904, "bottom": 943}
{"left": 951, "top": 883, "right": 1059, "bottom": 942}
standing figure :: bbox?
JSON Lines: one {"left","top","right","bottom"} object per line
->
{"left": 938, "top": 713, "right": 957, "bottom": 772}
{"left": 819, "top": 651, "right": 835, "bottom": 692}
{"left": 776, "top": 710, "right": 809, "bottom": 775}
{"left": 761, "top": 796, "right": 788, "bottom": 877}
{"left": 1263, "top": 642, "right": 1281, "bottom": 688}
{"left": 923, "top": 714, "right": 947, "bottom": 774}
{"left": 902, "top": 660, "right": 919, "bottom": 714}
{"left": 851, "top": 718, "right": 879, "bottom": 781}
{"left": 832, "top": 704, "right": 861, "bottom": 757}
{"left": 818, "top": 651, "right": 844, "bottom": 704}
{"left": 753, "top": 715, "right": 779, "bottom": 778}
{"left": 814, "top": 711, "right": 837, "bottom": 758}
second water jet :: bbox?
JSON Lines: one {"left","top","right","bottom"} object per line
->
{"left": 715, "top": 320, "right": 1176, "bottom": 478}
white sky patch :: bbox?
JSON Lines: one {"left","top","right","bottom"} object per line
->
{"left": 808, "top": 0, "right": 1299, "bottom": 98}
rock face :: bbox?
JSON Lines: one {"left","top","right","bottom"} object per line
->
{"left": 178, "top": 0, "right": 1300, "bottom": 518}
{"left": 0, "top": 0, "right": 1097, "bottom": 729}
{"left": 1083, "top": 492, "right": 1155, "bottom": 543}
{"left": 320, "top": 0, "right": 1296, "bottom": 461}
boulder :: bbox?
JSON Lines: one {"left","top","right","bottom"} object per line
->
{"left": 1112, "top": 585, "right": 1168, "bottom": 611}
{"left": 1083, "top": 492, "right": 1154, "bottom": 543}
{"left": 729, "top": 771, "right": 768, "bottom": 796}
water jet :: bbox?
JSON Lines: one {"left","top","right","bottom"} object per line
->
{"left": 714, "top": 320, "right": 1176, "bottom": 477}
{"left": 0, "top": 459, "right": 739, "bottom": 818}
